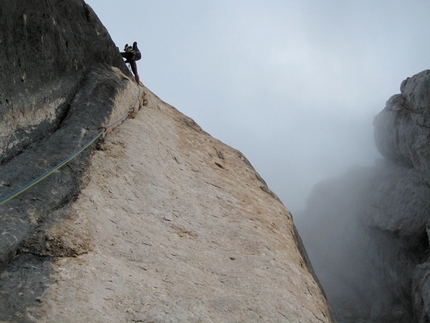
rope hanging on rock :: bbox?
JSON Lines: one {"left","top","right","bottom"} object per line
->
{"left": 0, "top": 86, "right": 142, "bottom": 207}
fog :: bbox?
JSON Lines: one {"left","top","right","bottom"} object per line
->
{"left": 86, "top": 0, "right": 430, "bottom": 213}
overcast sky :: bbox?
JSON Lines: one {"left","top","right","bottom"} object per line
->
{"left": 86, "top": 0, "right": 430, "bottom": 214}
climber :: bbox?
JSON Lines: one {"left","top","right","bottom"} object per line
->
{"left": 121, "top": 41, "right": 141, "bottom": 83}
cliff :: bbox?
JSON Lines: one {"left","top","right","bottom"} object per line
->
{"left": 297, "top": 70, "right": 430, "bottom": 323}
{"left": 0, "top": 1, "right": 332, "bottom": 322}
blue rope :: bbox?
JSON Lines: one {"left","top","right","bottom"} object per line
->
{"left": 0, "top": 85, "right": 142, "bottom": 206}
{"left": 0, "top": 130, "right": 104, "bottom": 206}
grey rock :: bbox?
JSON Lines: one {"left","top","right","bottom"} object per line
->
{"left": 413, "top": 261, "right": 430, "bottom": 323}
{"left": 0, "top": 0, "right": 130, "bottom": 164}
{"left": 0, "top": 1, "right": 140, "bottom": 321}
{"left": 298, "top": 70, "right": 430, "bottom": 323}
{"left": 374, "top": 70, "right": 430, "bottom": 183}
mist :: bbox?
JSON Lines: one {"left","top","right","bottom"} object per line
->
{"left": 85, "top": 0, "right": 430, "bottom": 213}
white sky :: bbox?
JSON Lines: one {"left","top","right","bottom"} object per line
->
{"left": 85, "top": 0, "right": 430, "bottom": 214}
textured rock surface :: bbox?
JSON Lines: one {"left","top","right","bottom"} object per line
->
{"left": 297, "top": 70, "right": 430, "bottom": 323}
{"left": 0, "top": 0, "right": 137, "bottom": 269}
{"left": 374, "top": 70, "right": 430, "bottom": 183}
{"left": 26, "top": 87, "right": 332, "bottom": 323}
{"left": 0, "top": 65, "right": 143, "bottom": 322}
{"left": 0, "top": 1, "right": 333, "bottom": 322}
{"left": 0, "top": 0, "right": 129, "bottom": 164}
{"left": 0, "top": 66, "right": 141, "bottom": 272}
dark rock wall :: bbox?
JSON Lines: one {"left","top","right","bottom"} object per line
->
{"left": 297, "top": 70, "right": 430, "bottom": 323}
{"left": 0, "top": 1, "right": 136, "bottom": 321}
{"left": 0, "top": 0, "right": 129, "bottom": 268}
{"left": 0, "top": 0, "right": 129, "bottom": 164}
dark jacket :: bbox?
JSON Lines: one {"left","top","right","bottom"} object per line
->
{"left": 131, "top": 42, "right": 141, "bottom": 61}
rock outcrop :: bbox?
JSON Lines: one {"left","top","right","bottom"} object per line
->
{"left": 0, "top": 1, "right": 333, "bottom": 322}
{"left": 297, "top": 70, "right": 430, "bottom": 323}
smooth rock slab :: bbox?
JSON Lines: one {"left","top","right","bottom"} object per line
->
{"left": 34, "top": 88, "right": 333, "bottom": 323}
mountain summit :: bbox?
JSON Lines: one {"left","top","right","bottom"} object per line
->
{"left": 0, "top": 1, "right": 332, "bottom": 322}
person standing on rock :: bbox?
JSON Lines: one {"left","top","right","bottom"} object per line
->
{"left": 121, "top": 41, "right": 141, "bottom": 84}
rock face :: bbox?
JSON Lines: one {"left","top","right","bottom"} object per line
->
{"left": 0, "top": 1, "right": 333, "bottom": 322}
{"left": 0, "top": 0, "right": 137, "bottom": 287}
{"left": 31, "top": 87, "right": 331, "bottom": 323}
{"left": 0, "top": 0, "right": 129, "bottom": 164}
{"left": 297, "top": 70, "right": 430, "bottom": 323}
